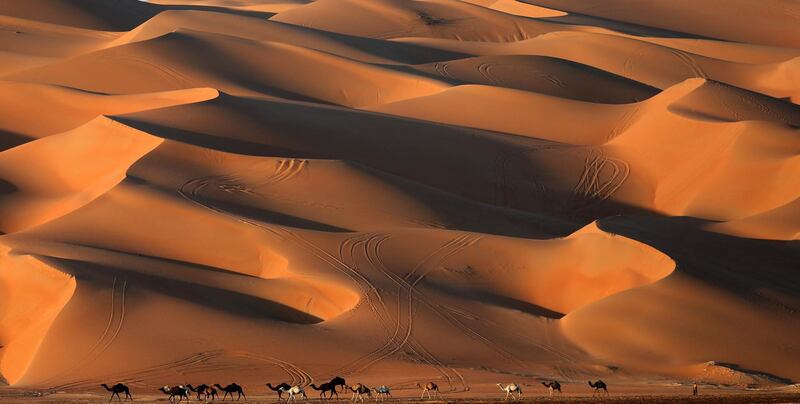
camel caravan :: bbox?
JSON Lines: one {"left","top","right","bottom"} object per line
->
{"left": 100, "top": 377, "right": 615, "bottom": 402}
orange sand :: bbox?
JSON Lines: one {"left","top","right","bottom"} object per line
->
{"left": 0, "top": 0, "right": 798, "bottom": 400}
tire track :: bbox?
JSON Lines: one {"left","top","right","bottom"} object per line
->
{"left": 571, "top": 148, "right": 630, "bottom": 207}
{"left": 179, "top": 176, "right": 286, "bottom": 240}
{"left": 670, "top": 49, "right": 707, "bottom": 79}
{"left": 477, "top": 62, "right": 500, "bottom": 86}
{"left": 339, "top": 233, "right": 480, "bottom": 391}
{"left": 181, "top": 176, "right": 389, "bottom": 320}
{"left": 40, "top": 277, "right": 127, "bottom": 388}
{"left": 607, "top": 105, "right": 640, "bottom": 142}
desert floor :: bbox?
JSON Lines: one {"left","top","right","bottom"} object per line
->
{"left": 0, "top": 0, "right": 799, "bottom": 401}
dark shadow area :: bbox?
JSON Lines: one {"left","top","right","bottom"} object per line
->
{"left": 596, "top": 215, "right": 800, "bottom": 304}
{"left": 705, "top": 362, "right": 793, "bottom": 385}
{"left": 0, "top": 130, "right": 32, "bottom": 152}
{"left": 38, "top": 254, "right": 324, "bottom": 324}
{"left": 426, "top": 279, "right": 565, "bottom": 319}
{"left": 263, "top": 20, "right": 471, "bottom": 64}
{"left": 518, "top": 0, "right": 717, "bottom": 40}
{"left": 113, "top": 94, "right": 665, "bottom": 239}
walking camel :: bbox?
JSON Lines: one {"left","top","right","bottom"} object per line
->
{"left": 187, "top": 384, "right": 217, "bottom": 401}
{"left": 588, "top": 380, "right": 609, "bottom": 397}
{"left": 416, "top": 382, "right": 440, "bottom": 400}
{"left": 286, "top": 385, "right": 308, "bottom": 401}
{"left": 215, "top": 383, "right": 246, "bottom": 401}
{"left": 497, "top": 383, "right": 523, "bottom": 401}
{"left": 373, "top": 386, "right": 391, "bottom": 401}
{"left": 100, "top": 383, "right": 132, "bottom": 402}
{"left": 159, "top": 385, "right": 190, "bottom": 402}
{"left": 329, "top": 376, "right": 347, "bottom": 393}
{"left": 345, "top": 384, "right": 371, "bottom": 402}
{"left": 310, "top": 382, "right": 340, "bottom": 399}
{"left": 266, "top": 382, "right": 292, "bottom": 400}
{"left": 542, "top": 381, "right": 562, "bottom": 396}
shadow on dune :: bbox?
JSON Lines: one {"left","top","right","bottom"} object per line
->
{"left": 518, "top": 0, "right": 716, "bottom": 40}
{"left": 425, "top": 280, "right": 565, "bottom": 319}
{"left": 596, "top": 215, "right": 800, "bottom": 304}
{"left": 37, "top": 254, "right": 325, "bottom": 324}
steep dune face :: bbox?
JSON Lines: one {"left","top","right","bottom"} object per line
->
{"left": 0, "top": 83, "right": 217, "bottom": 144}
{"left": 1, "top": 0, "right": 799, "bottom": 396}
{"left": 0, "top": 117, "right": 162, "bottom": 233}
{"left": 0, "top": 247, "right": 75, "bottom": 385}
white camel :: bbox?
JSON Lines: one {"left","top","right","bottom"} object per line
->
{"left": 497, "top": 383, "right": 522, "bottom": 401}
{"left": 373, "top": 386, "right": 391, "bottom": 401}
{"left": 287, "top": 385, "right": 307, "bottom": 401}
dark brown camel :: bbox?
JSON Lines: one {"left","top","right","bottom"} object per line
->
{"left": 215, "top": 383, "right": 246, "bottom": 401}
{"left": 187, "top": 384, "right": 218, "bottom": 401}
{"left": 345, "top": 384, "right": 371, "bottom": 402}
{"left": 101, "top": 383, "right": 132, "bottom": 402}
{"left": 542, "top": 381, "right": 562, "bottom": 396}
{"left": 329, "top": 376, "right": 346, "bottom": 393}
{"left": 266, "top": 383, "right": 292, "bottom": 400}
{"left": 416, "top": 382, "right": 439, "bottom": 400}
{"left": 310, "top": 382, "right": 340, "bottom": 399}
{"left": 588, "top": 380, "right": 609, "bottom": 397}
{"left": 159, "top": 385, "right": 190, "bottom": 402}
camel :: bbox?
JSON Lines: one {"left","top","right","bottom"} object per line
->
{"left": 372, "top": 386, "right": 391, "bottom": 401}
{"left": 266, "top": 383, "right": 292, "bottom": 400}
{"left": 310, "top": 382, "right": 340, "bottom": 399}
{"left": 286, "top": 385, "right": 307, "bottom": 401}
{"left": 160, "top": 385, "right": 190, "bottom": 403}
{"left": 497, "top": 383, "right": 522, "bottom": 401}
{"left": 345, "top": 384, "right": 371, "bottom": 402}
{"left": 329, "top": 376, "right": 346, "bottom": 393}
{"left": 101, "top": 383, "right": 132, "bottom": 402}
{"left": 187, "top": 384, "right": 217, "bottom": 401}
{"left": 542, "top": 381, "right": 562, "bottom": 396}
{"left": 588, "top": 380, "right": 609, "bottom": 397}
{"left": 215, "top": 383, "right": 246, "bottom": 401}
{"left": 416, "top": 382, "right": 440, "bottom": 400}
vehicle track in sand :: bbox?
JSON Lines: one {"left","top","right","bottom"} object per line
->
{"left": 40, "top": 277, "right": 127, "bottom": 389}
{"left": 571, "top": 148, "right": 630, "bottom": 208}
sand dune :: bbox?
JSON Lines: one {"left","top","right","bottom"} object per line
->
{"left": 520, "top": 0, "right": 800, "bottom": 48}
{"left": 0, "top": 0, "right": 799, "bottom": 400}
{"left": 271, "top": 0, "right": 561, "bottom": 41}
{"left": 7, "top": 30, "right": 451, "bottom": 106}
{"left": 0, "top": 82, "right": 216, "bottom": 146}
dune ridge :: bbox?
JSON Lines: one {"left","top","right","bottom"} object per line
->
{"left": 0, "top": 0, "right": 798, "bottom": 398}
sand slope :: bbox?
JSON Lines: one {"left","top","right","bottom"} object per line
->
{"left": 0, "top": 0, "right": 799, "bottom": 398}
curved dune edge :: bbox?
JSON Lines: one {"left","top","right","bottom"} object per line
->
{"left": 705, "top": 197, "right": 800, "bottom": 241}
{"left": 0, "top": 83, "right": 219, "bottom": 141}
{"left": 426, "top": 221, "right": 675, "bottom": 316}
{"left": 559, "top": 272, "right": 800, "bottom": 384}
{"left": 0, "top": 116, "right": 164, "bottom": 233}
{"left": 0, "top": 245, "right": 76, "bottom": 385}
